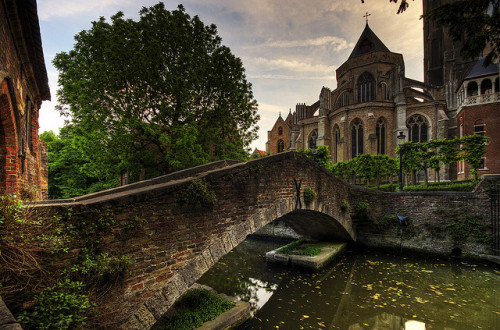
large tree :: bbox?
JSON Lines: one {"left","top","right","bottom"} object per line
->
{"left": 363, "top": 0, "right": 500, "bottom": 65}
{"left": 53, "top": 3, "right": 259, "bottom": 182}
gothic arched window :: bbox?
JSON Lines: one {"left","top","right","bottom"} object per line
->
{"left": 351, "top": 119, "right": 363, "bottom": 158}
{"left": 278, "top": 126, "right": 283, "bottom": 135}
{"left": 381, "top": 82, "right": 391, "bottom": 100}
{"left": 376, "top": 118, "right": 386, "bottom": 154}
{"left": 357, "top": 72, "right": 375, "bottom": 103}
{"left": 336, "top": 91, "right": 350, "bottom": 109}
{"left": 277, "top": 139, "right": 285, "bottom": 153}
{"left": 407, "top": 114, "right": 428, "bottom": 143}
{"left": 308, "top": 129, "right": 318, "bottom": 149}
{"left": 334, "top": 125, "right": 340, "bottom": 163}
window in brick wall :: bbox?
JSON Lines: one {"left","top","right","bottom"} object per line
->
{"left": 474, "top": 120, "right": 485, "bottom": 136}
{"left": 351, "top": 118, "right": 363, "bottom": 158}
{"left": 376, "top": 118, "right": 386, "bottom": 154}
{"left": 277, "top": 139, "right": 285, "bottom": 153}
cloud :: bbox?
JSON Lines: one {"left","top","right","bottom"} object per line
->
{"left": 258, "top": 36, "right": 354, "bottom": 53}
{"left": 246, "top": 57, "right": 336, "bottom": 76}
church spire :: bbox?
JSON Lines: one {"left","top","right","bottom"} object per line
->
{"left": 348, "top": 23, "right": 390, "bottom": 59}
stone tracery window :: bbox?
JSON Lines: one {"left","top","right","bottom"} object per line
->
{"left": 277, "top": 139, "right": 285, "bottom": 153}
{"left": 376, "top": 118, "right": 386, "bottom": 154}
{"left": 357, "top": 72, "right": 375, "bottom": 103}
{"left": 336, "top": 91, "right": 350, "bottom": 109}
{"left": 407, "top": 114, "right": 428, "bottom": 143}
{"left": 351, "top": 118, "right": 363, "bottom": 158}
{"left": 308, "top": 129, "right": 318, "bottom": 149}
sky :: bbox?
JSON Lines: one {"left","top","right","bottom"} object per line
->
{"left": 37, "top": 0, "right": 424, "bottom": 152}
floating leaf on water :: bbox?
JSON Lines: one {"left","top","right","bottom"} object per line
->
{"left": 302, "top": 315, "right": 310, "bottom": 319}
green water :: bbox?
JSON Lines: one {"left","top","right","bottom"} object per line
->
{"left": 197, "top": 237, "right": 500, "bottom": 329}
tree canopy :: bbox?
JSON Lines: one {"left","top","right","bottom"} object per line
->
{"left": 363, "top": 0, "right": 500, "bottom": 65}
{"left": 53, "top": 3, "right": 259, "bottom": 184}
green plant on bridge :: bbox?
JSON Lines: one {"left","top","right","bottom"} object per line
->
{"left": 179, "top": 179, "right": 217, "bottom": 208}
{"left": 18, "top": 279, "right": 95, "bottom": 330}
{"left": 354, "top": 202, "right": 371, "bottom": 216}
{"left": 340, "top": 200, "right": 350, "bottom": 212}
{"left": 303, "top": 187, "right": 316, "bottom": 205}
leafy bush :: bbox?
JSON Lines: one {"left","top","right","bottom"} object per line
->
{"left": 354, "top": 202, "right": 371, "bottom": 215}
{"left": 300, "top": 146, "right": 333, "bottom": 170}
{"left": 276, "top": 239, "right": 321, "bottom": 257}
{"left": 67, "top": 250, "right": 133, "bottom": 288}
{"left": 18, "top": 279, "right": 94, "bottom": 330}
{"left": 340, "top": 200, "right": 350, "bottom": 212}
{"left": 403, "top": 181, "right": 476, "bottom": 192}
{"left": 0, "top": 194, "right": 63, "bottom": 295}
{"left": 303, "top": 187, "right": 316, "bottom": 204}
{"left": 158, "top": 288, "right": 235, "bottom": 330}
{"left": 179, "top": 179, "right": 217, "bottom": 208}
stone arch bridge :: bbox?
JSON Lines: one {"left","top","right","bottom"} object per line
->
{"left": 36, "top": 152, "right": 362, "bottom": 328}
{"left": 34, "top": 151, "right": 496, "bottom": 328}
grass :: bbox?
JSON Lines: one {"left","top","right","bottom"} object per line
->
{"left": 155, "top": 288, "right": 235, "bottom": 330}
{"left": 275, "top": 239, "right": 321, "bottom": 257}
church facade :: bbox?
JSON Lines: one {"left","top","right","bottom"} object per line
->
{"left": 267, "top": 23, "right": 447, "bottom": 170}
{"left": 0, "top": 0, "right": 50, "bottom": 199}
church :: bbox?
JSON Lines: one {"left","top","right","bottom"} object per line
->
{"left": 267, "top": 22, "right": 446, "bottom": 164}
{"left": 266, "top": 3, "right": 499, "bottom": 180}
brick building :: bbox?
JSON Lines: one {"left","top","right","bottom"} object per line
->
{"left": 456, "top": 58, "right": 500, "bottom": 179}
{"left": 267, "top": 23, "right": 446, "bottom": 169}
{"left": 0, "top": 0, "right": 50, "bottom": 199}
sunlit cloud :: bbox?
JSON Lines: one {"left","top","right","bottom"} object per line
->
{"left": 247, "top": 57, "right": 336, "bottom": 75}
{"left": 261, "top": 36, "right": 354, "bottom": 53}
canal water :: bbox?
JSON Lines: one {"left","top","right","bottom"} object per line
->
{"left": 197, "top": 237, "right": 500, "bottom": 329}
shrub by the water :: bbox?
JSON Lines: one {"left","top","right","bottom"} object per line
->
{"left": 157, "top": 288, "right": 235, "bottom": 330}
{"left": 276, "top": 239, "right": 321, "bottom": 257}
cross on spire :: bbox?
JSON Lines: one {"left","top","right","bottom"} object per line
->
{"left": 363, "top": 12, "right": 371, "bottom": 24}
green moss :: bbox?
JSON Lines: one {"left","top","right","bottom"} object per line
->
{"left": 376, "top": 215, "right": 398, "bottom": 229}
{"left": 276, "top": 239, "right": 321, "bottom": 257}
{"left": 156, "top": 288, "right": 235, "bottom": 330}
{"left": 303, "top": 188, "right": 316, "bottom": 204}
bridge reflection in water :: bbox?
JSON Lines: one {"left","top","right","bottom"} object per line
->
{"left": 196, "top": 237, "right": 500, "bottom": 330}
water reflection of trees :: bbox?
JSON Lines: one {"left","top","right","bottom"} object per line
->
{"left": 198, "top": 238, "right": 500, "bottom": 330}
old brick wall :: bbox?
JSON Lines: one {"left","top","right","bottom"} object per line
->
{"left": 0, "top": 0, "right": 49, "bottom": 199}
{"left": 351, "top": 178, "right": 496, "bottom": 256}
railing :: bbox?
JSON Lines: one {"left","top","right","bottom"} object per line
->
{"left": 459, "top": 92, "right": 500, "bottom": 110}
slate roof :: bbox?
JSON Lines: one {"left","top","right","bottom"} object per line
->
{"left": 348, "top": 23, "right": 390, "bottom": 59}
{"left": 464, "top": 57, "right": 499, "bottom": 80}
